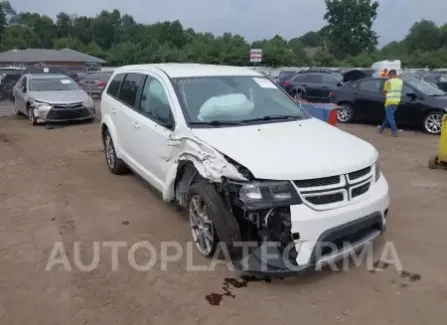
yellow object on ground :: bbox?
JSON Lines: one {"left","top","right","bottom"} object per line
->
{"left": 439, "top": 114, "right": 447, "bottom": 162}
{"left": 428, "top": 113, "right": 447, "bottom": 169}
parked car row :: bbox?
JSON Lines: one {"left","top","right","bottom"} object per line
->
{"left": 331, "top": 75, "right": 447, "bottom": 135}
{"left": 274, "top": 68, "right": 447, "bottom": 135}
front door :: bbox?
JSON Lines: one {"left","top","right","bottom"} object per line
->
{"left": 134, "top": 74, "right": 175, "bottom": 189}
{"left": 395, "top": 83, "right": 425, "bottom": 125}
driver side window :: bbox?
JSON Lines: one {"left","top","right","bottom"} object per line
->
{"left": 139, "top": 76, "right": 173, "bottom": 127}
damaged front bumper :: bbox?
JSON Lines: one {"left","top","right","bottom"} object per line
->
{"left": 225, "top": 175, "right": 389, "bottom": 277}
{"left": 233, "top": 212, "right": 385, "bottom": 276}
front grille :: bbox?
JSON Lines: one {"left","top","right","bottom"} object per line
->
{"left": 348, "top": 166, "right": 371, "bottom": 180}
{"left": 306, "top": 192, "right": 343, "bottom": 205}
{"left": 46, "top": 107, "right": 91, "bottom": 121}
{"left": 352, "top": 183, "right": 370, "bottom": 198}
{"left": 53, "top": 102, "right": 83, "bottom": 109}
{"left": 294, "top": 176, "right": 340, "bottom": 188}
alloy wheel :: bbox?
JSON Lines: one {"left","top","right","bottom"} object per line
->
{"left": 425, "top": 113, "right": 443, "bottom": 134}
{"left": 189, "top": 194, "right": 215, "bottom": 256}
{"left": 104, "top": 134, "right": 116, "bottom": 169}
{"left": 337, "top": 105, "right": 352, "bottom": 122}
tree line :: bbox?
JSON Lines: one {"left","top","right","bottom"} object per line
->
{"left": 0, "top": 0, "right": 447, "bottom": 68}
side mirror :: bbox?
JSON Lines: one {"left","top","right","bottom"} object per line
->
{"left": 337, "top": 81, "right": 343, "bottom": 87}
{"left": 406, "top": 92, "right": 417, "bottom": 99}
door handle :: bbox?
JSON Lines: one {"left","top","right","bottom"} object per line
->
{"left": 132, "top": 121, "right": 140, "bottom": 129}
{"left": 110, "top": 107, "right": 116, "bottom": 114}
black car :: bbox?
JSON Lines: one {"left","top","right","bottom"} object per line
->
{"left": 276, "top": 70, "right": 297, "bottom": 85}
{"left": 0, "top": 71, "right": 22, "bottom": 100}
{"left": 331, "top": 76, "right": 447, "bottom": 135}
{"left": 417, "top": 73, "right": 447, "bottom": 92}
{"left": 280, "top": 71, "right": 343, "bottom": 102}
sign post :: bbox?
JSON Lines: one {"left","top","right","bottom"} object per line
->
{"left": 250, "top": 49, "right": 262, "bottom": 70}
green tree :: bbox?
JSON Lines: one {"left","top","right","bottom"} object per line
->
{"left": 405, "top": 20, "right": 440, "bottom": 52}
{"left": 324, "top": 0, "right": 379, "bottom": 59}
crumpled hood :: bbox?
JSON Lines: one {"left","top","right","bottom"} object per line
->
{"left": 28, "top": 89, "right": 90, "bottom": 104}
{"left": 192, "top": 118, "right": 378, "bottom": 180}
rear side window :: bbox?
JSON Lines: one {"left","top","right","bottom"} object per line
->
{"left": 118, "top": 73, "right": 146, "bottom": 108}
{"left": 304, "top": 74, "right": 322, "bottom": 83}
{"left": 359, "top": 79, "right": 383, "bottom": 93}
{"left": 107, "top": 73, "right": 125, "bottom": 98}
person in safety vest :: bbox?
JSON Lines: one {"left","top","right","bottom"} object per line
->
{"left": 379, "top": 69, "right": 402, "bottom": 137}
{"left": 380, "top": 68, "right": 388, "bottom": 77}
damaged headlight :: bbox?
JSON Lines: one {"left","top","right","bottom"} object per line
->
{"left": 229, "top": 180, "right": 302, "bottom": 209}
{"left": 375, "top": 162, "right": 381, "bottom": 182}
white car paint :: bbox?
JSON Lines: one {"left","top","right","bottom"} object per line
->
{"left": 101, "top": 63, "right": 389, "bottom": 270}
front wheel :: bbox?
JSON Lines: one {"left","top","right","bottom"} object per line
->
{"left": 186, "top": 182, "right": 241, "bottom": 259}
{"left": 337, "top": 103, "right": 354, "bottom": 123}
{"left": 423, "top": 111, "right": 443, "bottom": 135}
{"left": 27, "top": 106, "right": 37, "bottom": 125}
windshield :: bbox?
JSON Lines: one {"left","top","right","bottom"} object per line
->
{"left": 402, "top": 76, "right": 445, "bottom": 96}
{"left": 331, "top": 72, "right": 343, "bottom": 81}
{"left": 29, "top": 77, "right": 78, "bottom": 91}
{"left": 172, "top": 76, "right": 309, "bottom": 127}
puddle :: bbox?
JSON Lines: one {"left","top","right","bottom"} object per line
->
{"left": 205, "top": 275, "right": 278, "bottom": 306}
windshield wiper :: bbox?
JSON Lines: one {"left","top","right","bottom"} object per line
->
{"left": 189, "top": 120, "right": 242, "bottom": 126}
{"left": 239, "top": 114, "right": 302, "bottom": 122}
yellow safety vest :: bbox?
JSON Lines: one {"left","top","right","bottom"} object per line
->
{"left": 385, "top": 78, "right": 403, "bottom": 107}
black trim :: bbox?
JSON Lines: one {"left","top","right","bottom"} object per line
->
{"left": 234, "top": 212, "right": 384, "bottom": 277}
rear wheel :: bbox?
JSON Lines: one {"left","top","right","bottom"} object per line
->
{"left": 102, "top": 129, "right": 128, "bottom": 174}
{"left": 337, "top": 103, "right": 354, "bottom": 123}
{"left": 423, "top": 111, "right": 443, "bottom": 135}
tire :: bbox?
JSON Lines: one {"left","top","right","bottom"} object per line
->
{"left": 428, "top": 155, "right": 439, "bottom": 169}
{"left": 423, "top": 111, "right": 443, "bottom": 135}
{"left": 13, "top": 98, "right": 22, "bottom": 116}
{"left": 102, "top": 129, "right": 128, "bottom": 175}
{"left": 337, "top": 102, "right": 354, "bottom": 123}
{"left": 291, "top": 89, "right": 302, "bottom": 100}
{"left": 186, "top": 182, "right": 242, "bottom": 259}
{"left": 27, "top": 105, "right": 37, "bottom": 125}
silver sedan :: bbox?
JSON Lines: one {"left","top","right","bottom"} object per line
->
{"left": 12, "top": 73, "right": 96, "bottom": 125}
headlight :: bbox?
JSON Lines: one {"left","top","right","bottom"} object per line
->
{"left": 229, "top": 180, "right": 302, "bottom": 209}
{"left": 83, "top": 97, "right": 94, "bottom": 107}
{"left": 375, "top": 162, "right": 381, "bottom": 182}
{"left": 31, "top": 99, "right": 51, "bottom": 107}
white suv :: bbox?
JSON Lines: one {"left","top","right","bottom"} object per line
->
{"left": 100, "top": 64, "right": 389, "bottom": 275}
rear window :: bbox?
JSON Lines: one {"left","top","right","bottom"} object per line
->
{"left": 88, "top": 73, "right": 112, "bottom": 81}
{"left": 106, "top": 73, "right": 125, "bottom": 98}
{"left": 117, "top": 73, "right": 146, "bottom": 108}
{"left": 278, "top": 71, "right": 295, "bottom": 79}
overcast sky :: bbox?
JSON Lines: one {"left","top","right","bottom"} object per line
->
{"left": 9, "top": 0, "right": 447, "bottom": 46}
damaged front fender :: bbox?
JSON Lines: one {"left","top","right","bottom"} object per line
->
{"left": 162, "top": 127, "right": 248, "bottom": 201}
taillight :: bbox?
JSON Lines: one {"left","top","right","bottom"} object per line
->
{"left": 283, "top": 80, "right": 291, "bottom": 87}
{"left": 98, "top": 80, "right": 105, "bottom": 87}
{"left": 328, "top": 108, "right": 337, "bottom": 126}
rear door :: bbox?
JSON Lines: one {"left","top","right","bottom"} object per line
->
{"left": 299, "top": 74, "right": 322, "bottom": 101}
{"left": 354, "top": 79, "right": 385, "bottom": 121}
{"left": 115, "top": 73, "right": 146, "bottom": 168}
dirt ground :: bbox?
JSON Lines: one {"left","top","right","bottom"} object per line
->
{"left": 1, "top": 100, "right": 447, "bottom": 325}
